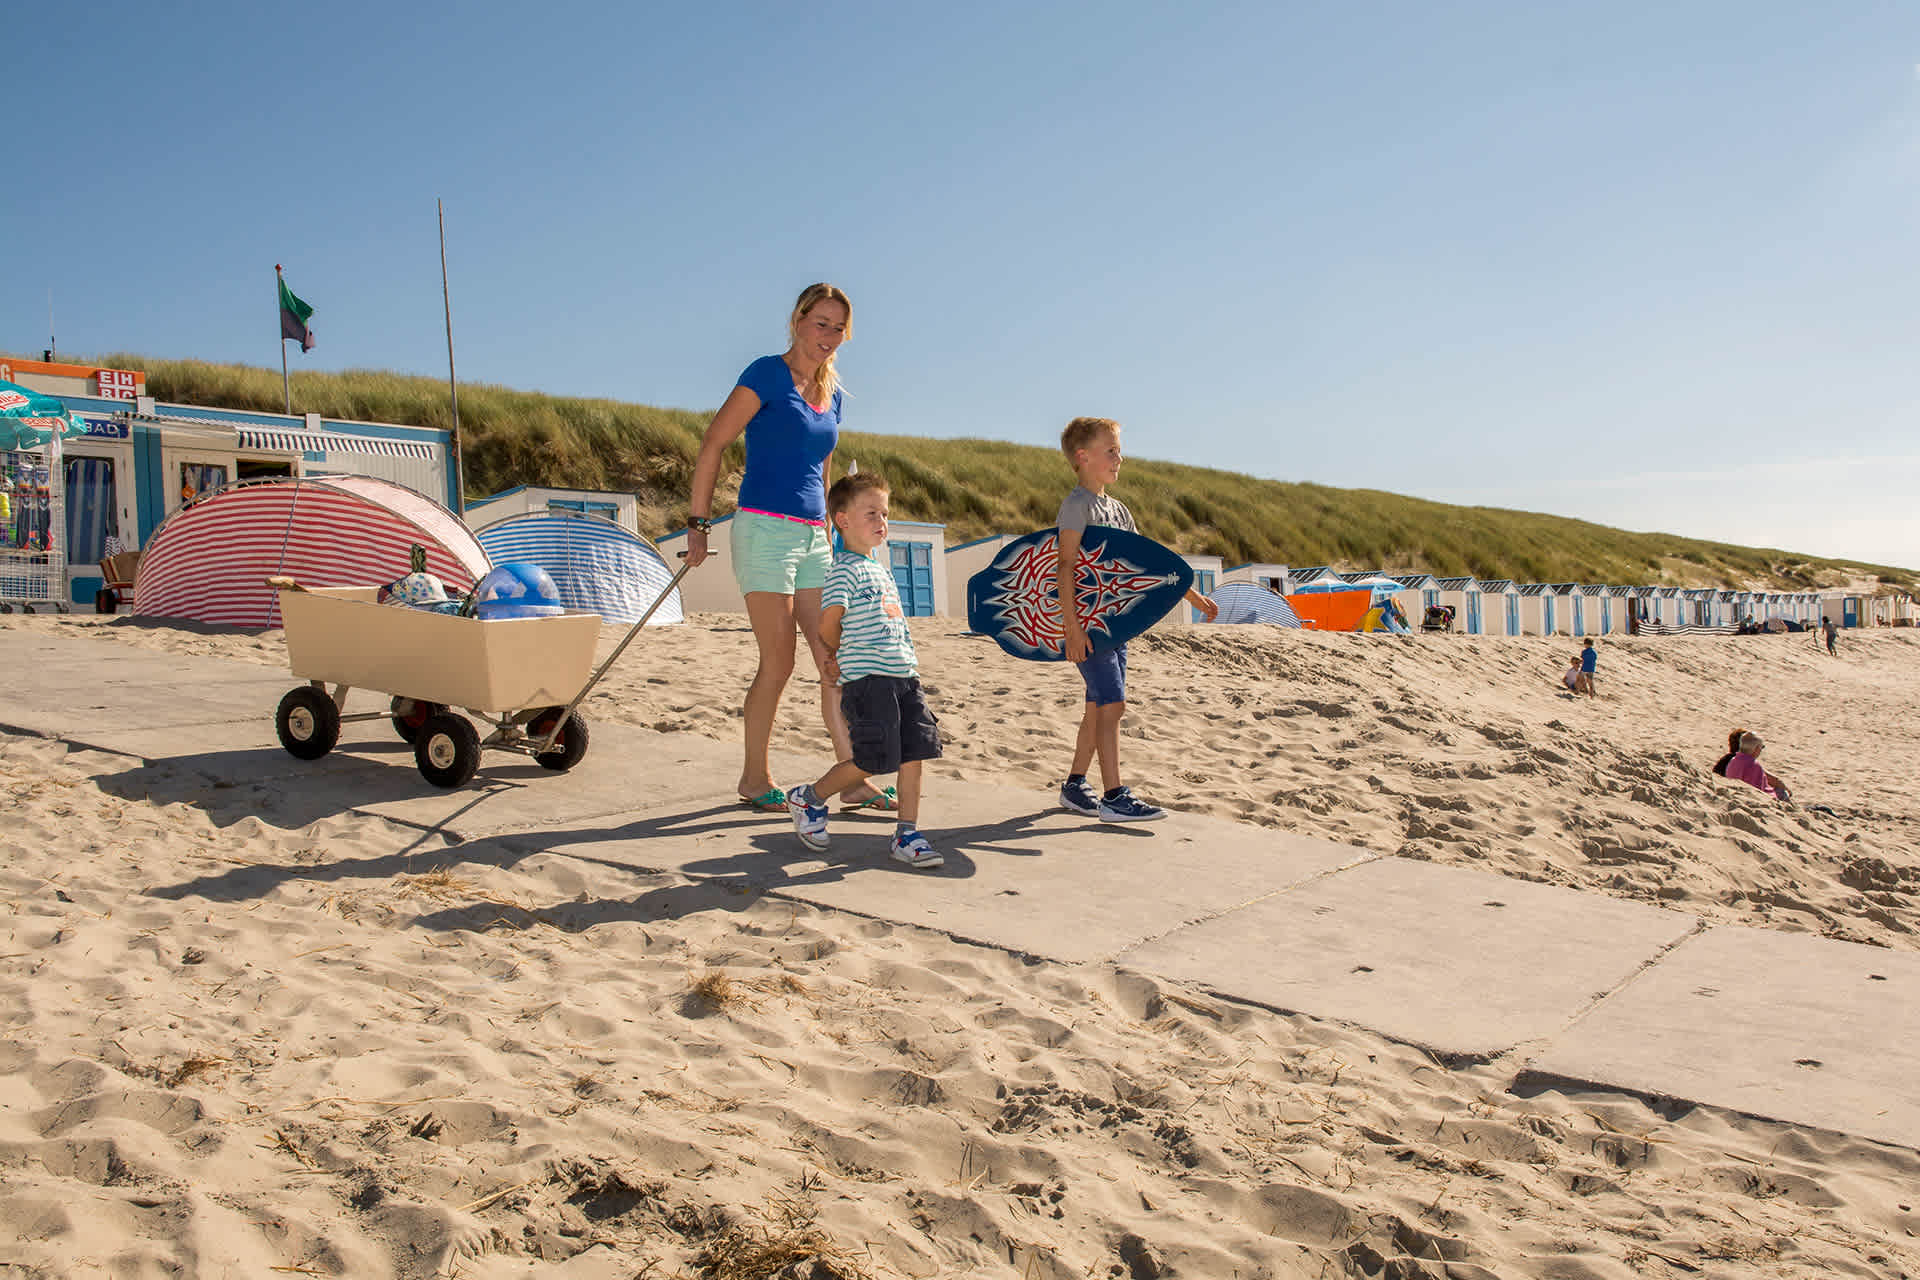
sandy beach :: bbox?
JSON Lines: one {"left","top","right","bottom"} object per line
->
{"left": 2, "top": 610, "right": 1917, "bottom": 1278}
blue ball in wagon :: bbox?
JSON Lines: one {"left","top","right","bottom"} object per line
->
{"left": 468, "top": 562, "right": 567, "bottom": 619}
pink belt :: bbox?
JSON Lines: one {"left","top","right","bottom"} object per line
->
{"left": 739, "top": 506, "right": 826, "bottom": 528}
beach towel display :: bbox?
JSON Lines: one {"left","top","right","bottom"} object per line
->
{"left": 472, "top": 510, "right": 684, "bottom": 626}
{"left": 0, "top": 379, "right": 78, "bottom": 613}
{"left": 1211, "top": 581, "right": 1302, "bottom": 627}
{"left": 134, "top": 475, "right": 490, "bottom": 629}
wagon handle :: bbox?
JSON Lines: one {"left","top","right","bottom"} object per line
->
{"left": 533, "top": 553, "right": 692, "bottom": 753}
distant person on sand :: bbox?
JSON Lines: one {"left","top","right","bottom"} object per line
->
{"left": 1710, "top": 727, "right": 1744, "bottom": 777}
{"left": 1576, "top": 639, "right": 1598, "bottom": 697}
{"left": 1561, "top": 655, "right": 1581, "bottom": 693}
{"left": 1054, "top": 417, "right": 1215, "bottom": 824}
{"left": 684, "top": 282, "right": 892, "bottom": 815}
{"left": 1723, "top": 731, "right": 1791, "bottom": 801}
{"left": 1822, "top": 616, "right": 1839, "bottom": 656}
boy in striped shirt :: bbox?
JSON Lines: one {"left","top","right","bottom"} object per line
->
{"left": 785, "top": 472, "right": 944, "bottom": 869}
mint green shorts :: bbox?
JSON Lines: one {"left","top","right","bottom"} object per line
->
{"left": 731, "top": 509, "right": 831, "bottom": 595}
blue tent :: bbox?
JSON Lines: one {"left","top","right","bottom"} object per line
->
{"left": 474, "top": 511, "right": 683, "bottom": 626}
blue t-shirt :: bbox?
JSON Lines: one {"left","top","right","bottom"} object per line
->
{"left": 1580, "top": 646, "right": 1597, "bottom": 673}
{"left": 734, "top": 355, "right": 842, "bottom": 522}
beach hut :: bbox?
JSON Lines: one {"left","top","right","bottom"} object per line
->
{"left": 1218, "top": 562, "right": 1293, "bottom": 595}
{"left": 1476, "top": 579, "right": 1521, "bottom": 636}
{"left": 1170, "top": 553, "right": 1224, "bottom": 626}
{"left": 1516, "top": 584, "right": 1556, "bottom": 636}
{"left": 1434, "top": 577, "right": 1483, "bottom": 634}
{"left": 464, "top": 485, "right": 642, "bottom": 536}
{"left": 1549, "top": 584, "right": 1586, "bottom": 636}
{"left": 133, "top": 475, "right": 489, "bottom": 629}
{"left": 473, "top": 510, "right": 683, "bottom": 626}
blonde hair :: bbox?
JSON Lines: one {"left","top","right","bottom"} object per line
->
{"left": 788, "top": 283, "right": 852, "bottom": 408}
{"left": 1739, "top": 732, "right": 1764, "bottom": 755}
{"left": 1061, "top": 416, "right": 1119, "bottom": 463}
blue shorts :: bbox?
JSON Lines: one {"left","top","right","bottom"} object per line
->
{"left": 1075, "top": 644, "right": 1127, "bottom": 706}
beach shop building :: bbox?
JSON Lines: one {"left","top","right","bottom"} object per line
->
{"left": 4, "top": 357, "right": 455, "bottom": 609}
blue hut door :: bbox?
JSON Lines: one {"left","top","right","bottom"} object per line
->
{"left": 1466, "top": 593, "right": 1482, "bottom": 634}
{"left": 1601, "top": 598, "right": 1612, "bottom": 634}
{"left": 1192, "top": 569, "right": 1215, "bottom": 622}
{"left": 1506, "top": 595, "right": 1519, "bottom": 636}
{"left": 1573, "top": 596, "right": 1585, "bottom": 635}
{"left": 889, "top": 541, "right": 935, "bottom": 617}
{"left": 1543, "top": 596, "right": 1555, "bottom": 634}
{"left": 1843, "top": 598, "right": 1859, "bottom": 628}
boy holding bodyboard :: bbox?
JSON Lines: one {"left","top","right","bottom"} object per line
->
{"left": 1055, "top": 417, "right": 1216, "bottom": 822}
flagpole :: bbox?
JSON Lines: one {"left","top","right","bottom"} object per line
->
{"left": 275, "top": 264, "right": 291, "bottom": 415}
{"left": 438, "top": 198, "right": 466, "bottom": 514}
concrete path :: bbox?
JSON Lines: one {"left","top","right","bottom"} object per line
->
{"left": 2, "top": 626, "right": 1914, "bottom": 1152}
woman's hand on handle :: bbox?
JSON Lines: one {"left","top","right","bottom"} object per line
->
{"left": 685, "top": 528, "right": 710, "bottom": 567}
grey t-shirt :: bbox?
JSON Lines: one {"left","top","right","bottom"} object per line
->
{"left": 1057, "top": 485, "right": 1136, "bottom": 535}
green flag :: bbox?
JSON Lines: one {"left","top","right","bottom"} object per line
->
{"left": 279, "top": 276, "right": 315, "bottom": 352}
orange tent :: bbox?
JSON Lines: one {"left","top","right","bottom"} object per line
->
{"left": 1284, "top": 590, "right": 1374, "bottom": 631}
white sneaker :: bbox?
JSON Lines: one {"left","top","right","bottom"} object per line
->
{"left": 889, "top": 829, "right": 944, "bottom": 870}
{"left": 787, "top": 785, "right": 829, "bottom": 851}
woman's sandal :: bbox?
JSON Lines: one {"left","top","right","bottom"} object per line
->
{"left": 738, "top": 788, "right": 788, "bottom": 812}
{"left": 840, "top": 785, "right": 898, "bottom": 813}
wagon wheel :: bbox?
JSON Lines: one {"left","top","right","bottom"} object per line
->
{"left": 389, "top": 696, "right": 446, "bottom": 744}
{"left": 529, "top": 707, "right": 591, "bottom": 772}
{"left": 276, "top": 686, "right": 341, "bottom": 760}
{"left": 414, "top": 712, "right": 481, "bottom": 788}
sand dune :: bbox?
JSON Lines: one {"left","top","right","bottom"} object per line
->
{"left": 1, "top": 612, "right": 1916, "bottom": 1277}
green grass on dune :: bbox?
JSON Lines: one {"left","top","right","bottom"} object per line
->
{"left": 85, "top": 353, "right": 1917, "bottom": 591}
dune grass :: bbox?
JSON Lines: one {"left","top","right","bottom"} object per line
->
{"left": 83, "top": 353, "right": 1917, "bottom": 591}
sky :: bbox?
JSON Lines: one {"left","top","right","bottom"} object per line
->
{"left": 7, "top": 2, "right": 1920, "bottom": 568}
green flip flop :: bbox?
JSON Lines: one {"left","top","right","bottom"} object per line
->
{"left": 840, "top": 785, "right": 898, "bottom": 813}
{"left": 738, "top": 788, "right": 788, "bottom": 812}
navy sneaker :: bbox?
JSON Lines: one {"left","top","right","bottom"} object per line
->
{"left": 1059, "top": 777, "right": 1101, "bottom": 816}
{"left": 787, "top": 784, "right": 830, "bottom": 851}
{"left": 1097, "top": 787, "right": 1167, "bottom": 823}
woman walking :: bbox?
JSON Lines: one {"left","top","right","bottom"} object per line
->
{"left": 684, "top": 283, "right": 892, "bottom": 812}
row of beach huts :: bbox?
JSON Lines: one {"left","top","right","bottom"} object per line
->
{"left": 9, "top": 357, "right": 1908, "bottom": 634}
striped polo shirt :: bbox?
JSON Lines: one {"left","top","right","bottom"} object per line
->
{"left": 822, "top": 549, "right": 917, "bottom": 683}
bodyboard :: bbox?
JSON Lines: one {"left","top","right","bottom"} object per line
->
{"left": 966, "top": 525, "right": 1194, "bottom": 661}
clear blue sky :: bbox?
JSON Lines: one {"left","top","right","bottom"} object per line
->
{"left": 9, "top": 2, "right": 1919, "bottom": 569}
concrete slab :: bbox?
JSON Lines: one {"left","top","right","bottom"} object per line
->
{"left": 493, "top": 779, "right": 1376, "bottom": 964}
{"left": 1122, "top": 858, "right": 1700, "bottom": 1059}
{"left": 346, "top": 722, "right": 747, "bottom": 839}
{"left": 1526, "top": 926, "right": 1920, "bottom": 1150}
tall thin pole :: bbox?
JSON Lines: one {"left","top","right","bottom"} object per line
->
{"left": 46, "top": 288, "right": 54, "bottom": 362}
{"left": 438, "top": 199, "right": 466, "bottom": 514}
{"left": 276, "top": 264, "right": 291, "bottom": 415}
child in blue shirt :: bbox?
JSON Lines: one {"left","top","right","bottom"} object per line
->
{"left": 784, "top": 472, "right": 944, "bottom": 869}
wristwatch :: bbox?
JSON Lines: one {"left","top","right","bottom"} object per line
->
{"left": 687, "top": 515, "right": 713, "bottom": 534}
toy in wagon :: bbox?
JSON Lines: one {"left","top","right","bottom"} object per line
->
{"left": 378, "top": 545, "right": 455, "bottom": 611}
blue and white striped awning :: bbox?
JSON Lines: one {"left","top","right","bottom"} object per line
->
{"left": 233, "top": 426, "right": 435, "bottom": 459}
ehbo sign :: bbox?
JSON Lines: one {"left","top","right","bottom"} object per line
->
{"left": 96, "top": 369, "right": 139, "bottom": 399}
